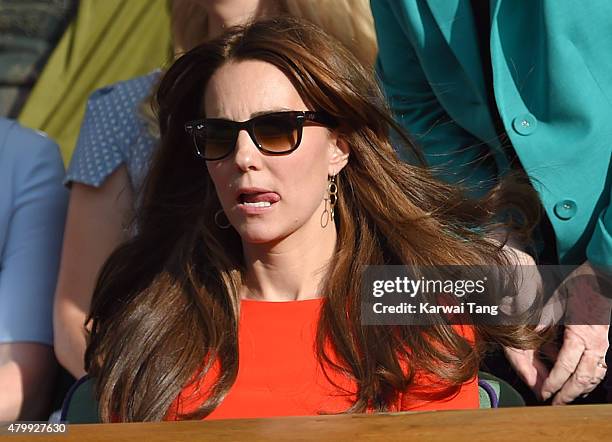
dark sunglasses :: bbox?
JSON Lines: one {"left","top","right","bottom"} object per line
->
{"left": 184, "top": 111, "right": 337, "bottom": 161}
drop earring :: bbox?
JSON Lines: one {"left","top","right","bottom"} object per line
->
{"left": 328, "top": 174, "right": 338, "bottom": 222}
{"left": 321, "top": 174, "right": 338, "bottom": 228}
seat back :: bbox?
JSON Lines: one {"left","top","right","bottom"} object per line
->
{"left": 478, "top": 371, "right": 525, "bottom": 408}
{"left": 60, "top": 375, "right": 100, "bottom": 423}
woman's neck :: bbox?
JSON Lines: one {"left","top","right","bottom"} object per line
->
{"left": 207, "top": 0, "right": 281, "bottom": 41}
{"left": 240, "top": 217, "right": 338, "bottom": 302}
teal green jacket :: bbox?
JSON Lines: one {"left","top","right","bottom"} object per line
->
{"left": 373, "top": 0, "right": 612, "bottom": 265}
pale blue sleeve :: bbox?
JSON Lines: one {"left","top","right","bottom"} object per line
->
{"left": 0, "top": 121, "right": 68, "bottom": 345}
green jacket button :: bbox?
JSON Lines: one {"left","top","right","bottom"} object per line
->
{"left": 553, "top": 199, "right": 577, "bottom": 220}
{"left": 512, "top": 114, "right": 537, "bottom": 135}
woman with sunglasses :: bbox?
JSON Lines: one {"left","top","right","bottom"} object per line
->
{"left": 54, "top": 0, "right": 377, "bottom": 380}
{"left": 85, "top": 17, "right": 540, "bottom": 422}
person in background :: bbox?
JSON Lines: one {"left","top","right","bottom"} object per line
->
{"left": 53, "top": 0, "right": 376, "bottom": 380}
{"left": 0, "top": 118, "right": 68, "bottom": 421}
{"left": 85, "top": 17, "right": 541, "bottom": 422}
{"left": 0, "top": 0, "right": 77, "bottom": 117}
{"left": 372, "top": 0, "right": 612, "bottom": 404}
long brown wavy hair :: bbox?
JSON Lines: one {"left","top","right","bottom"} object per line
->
{"left": 86, "top": 17, "right": 541, "bottom": 422}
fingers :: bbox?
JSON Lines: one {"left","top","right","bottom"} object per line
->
{"left": 550, "top": 351, "right": 607, "bottom": 405}
{"left": 541, "top": 334, "right": 585, "bottom": 401}
{"left": 504, "top": 347, "right": 550, "bottom": 399}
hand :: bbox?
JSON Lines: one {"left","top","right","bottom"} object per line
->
{"left": 498, "top": 249, "right": 611, "bottom": 404}
{"left": 503, "top": 346, "right": 549, "bottom": 400}
{"left": 498, "top": 244, "right": 550, "bottom": 400}
{"left": 539, "top": 262, "right": 611, "bottom": 404}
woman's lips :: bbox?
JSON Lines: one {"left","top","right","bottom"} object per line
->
{"left": 236, "top": 190, "right": 280, "bottom": 213}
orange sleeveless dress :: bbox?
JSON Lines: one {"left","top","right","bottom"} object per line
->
{"left": 166, "top": 298, "right": 478, "bottom": 420}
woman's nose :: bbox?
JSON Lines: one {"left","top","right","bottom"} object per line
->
{"left": 233, "top": 129, "right": 260, "bottom": 171}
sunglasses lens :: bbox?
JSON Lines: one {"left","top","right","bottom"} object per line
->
{"left": 197, "top": 120, "right": 236, "bottom": 159}
{"left": 253, "top": 114, "right": 299, "bottom": 152}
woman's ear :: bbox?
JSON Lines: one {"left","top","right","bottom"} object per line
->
{"left": 328, "top": 135, "right": 350, "bottom": 176}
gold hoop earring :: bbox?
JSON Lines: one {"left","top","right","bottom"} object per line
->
{"left": 214, "top": 209, "right": 231, "bottom": 229}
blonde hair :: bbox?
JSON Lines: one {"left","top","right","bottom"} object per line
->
{"left": 170, "top": 0, "right": 209, "bottom": 55}
{"left": 170, "top": 0, "right": 377, "bottom": 66}
{"left": 284, "top": 0, "right": 377, "bottom": 67}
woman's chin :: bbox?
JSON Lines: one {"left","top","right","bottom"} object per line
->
{"left": 237, "top": 227, "right": 283, "bottom": 245}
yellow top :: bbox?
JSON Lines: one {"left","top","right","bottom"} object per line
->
{"left": 18, "top": 0, "right": 172, "bottom": 165}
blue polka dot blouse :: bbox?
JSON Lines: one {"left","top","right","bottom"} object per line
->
{"left": 65, "top": 71, "right": 162, "bottom": 193}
